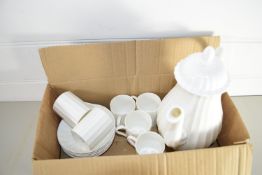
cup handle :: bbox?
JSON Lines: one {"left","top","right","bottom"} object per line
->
{"left": 127, "top": 135, "right": 137, "bottom": 147}
{"left": 115, "top": 125, "right": 128, "bottom": 137}
{"left": 116, "top": 115, "right": 122, "bottom": 126}
{"left": 131, "top": 95, "right": 138, "bottom": 101}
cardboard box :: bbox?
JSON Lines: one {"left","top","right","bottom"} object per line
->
{"left": 32, "top": 36, "right": 252, "bottom": 175}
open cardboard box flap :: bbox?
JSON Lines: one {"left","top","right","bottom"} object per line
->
{"left": 33, "top": 36, "right": 252, "bottom": 175}
{"left": 39, "top": 37, "right": 222, "bottom": 105}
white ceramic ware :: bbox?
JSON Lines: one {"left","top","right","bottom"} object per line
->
{"left": 58, "top": 120, "right": 114, "bottom": 155}
{"left": 115, "top": 110, "right": 152, "bottom": 137}
{"left": 157, "top": 106, "right": 187, "bottom": 148}
{"left": 157, "top": 46, "right": 229, "bottom": 150}
{"left": 127, "top": 131, "right": 165, "bottom": 155}
{"left": 72, "top": 107, "right": 114, "bottom": 150}
{"left": 133, "top": 93, "right": 161, "bottom": 126}
{"left": 53, "top": 91, "right": 90, "bottom": 127}
{"left": 57, "top": 102, "right": 115, "bottom": 157}
{"left": 110, "top": 95, "right": 136, "bottom": 125}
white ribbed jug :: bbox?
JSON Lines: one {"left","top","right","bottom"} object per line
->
{"left": 157, "top": 46, "right": 229, "bottom": 150}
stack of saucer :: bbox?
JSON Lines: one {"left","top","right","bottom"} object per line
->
{"left": 57, "top": 103, "right": 115, "bottom": 157}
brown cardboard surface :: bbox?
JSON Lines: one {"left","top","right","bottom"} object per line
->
{"left": 33, "top": 144, "right": 252, "bottom": 175}
{"left": 218, "top": 94, "right": 250, "bottom": 145}
{"left": 39, "top": 36, "right": 220, "bottom": 106}
{"left": 32, "top": 85, "right": 60, "bottom": 160}
{"left": 33, "top": 36, "right": 252, "bottom": 175}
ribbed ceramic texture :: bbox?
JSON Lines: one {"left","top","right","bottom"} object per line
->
{"left": 72, "top": 107, "right": 113, "bottom": 150}
{"left": 53, "top": 91, "right": 90, "bottom": 127}
{"left": 157, "top": 84, "right": 223, "bottom": 150}
{"left": 57, "top": 103, "right": 115, "bottom": 157}
{"left": 174, "top": 47, "right": 229, "bottom": 96}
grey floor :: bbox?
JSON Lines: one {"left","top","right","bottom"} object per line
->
{"left": 0, "top": 96, "right": 261, "bottom": 175}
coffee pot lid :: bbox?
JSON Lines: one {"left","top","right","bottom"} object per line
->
{"left": 174, "top": 46, "right": 229, "bottom": 96}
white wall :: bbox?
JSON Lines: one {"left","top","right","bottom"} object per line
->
{"left": 1, "top": 0, "right": 262, "bottom": 101}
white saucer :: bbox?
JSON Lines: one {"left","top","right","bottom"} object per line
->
{"left": 61, "top": 127, "right": 115, "bottom": 157}
{"left": 57, "top": 102, "right": 115, "bottom": 157}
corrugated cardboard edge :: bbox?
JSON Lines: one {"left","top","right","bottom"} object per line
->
{"left": 218, "top": 93, "right": 250, "bottom": 146}
{"left": 32, "top": 85, "right": 60, "bottom": 160}
{"left": 33, "top": 144, "right": 253, "bottom": 175}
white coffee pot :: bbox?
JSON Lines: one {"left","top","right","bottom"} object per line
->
{"left": 157, "top": 46, "right": 229, "bottom": 150}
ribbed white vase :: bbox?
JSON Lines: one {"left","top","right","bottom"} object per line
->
{"left": 157, "top": 46, "right": 229, "bottom": 150}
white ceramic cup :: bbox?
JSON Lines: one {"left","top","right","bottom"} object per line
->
{"left": 72, "top": 107, "right": 114, "bottom": 150}
{"left": 110, "top": 95, "right": 136, "bottom": 125}
{"left": 53, "top": 91, "right": 91, "bottom": 128}
{"left": 115, "top": 110, "right": 152, "bottom": 137}
{"left": 127, "top": 131, "right": 165, "bottom": 155}
{"left": 132, "top": 93, "right": 161, "bottom": 126}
